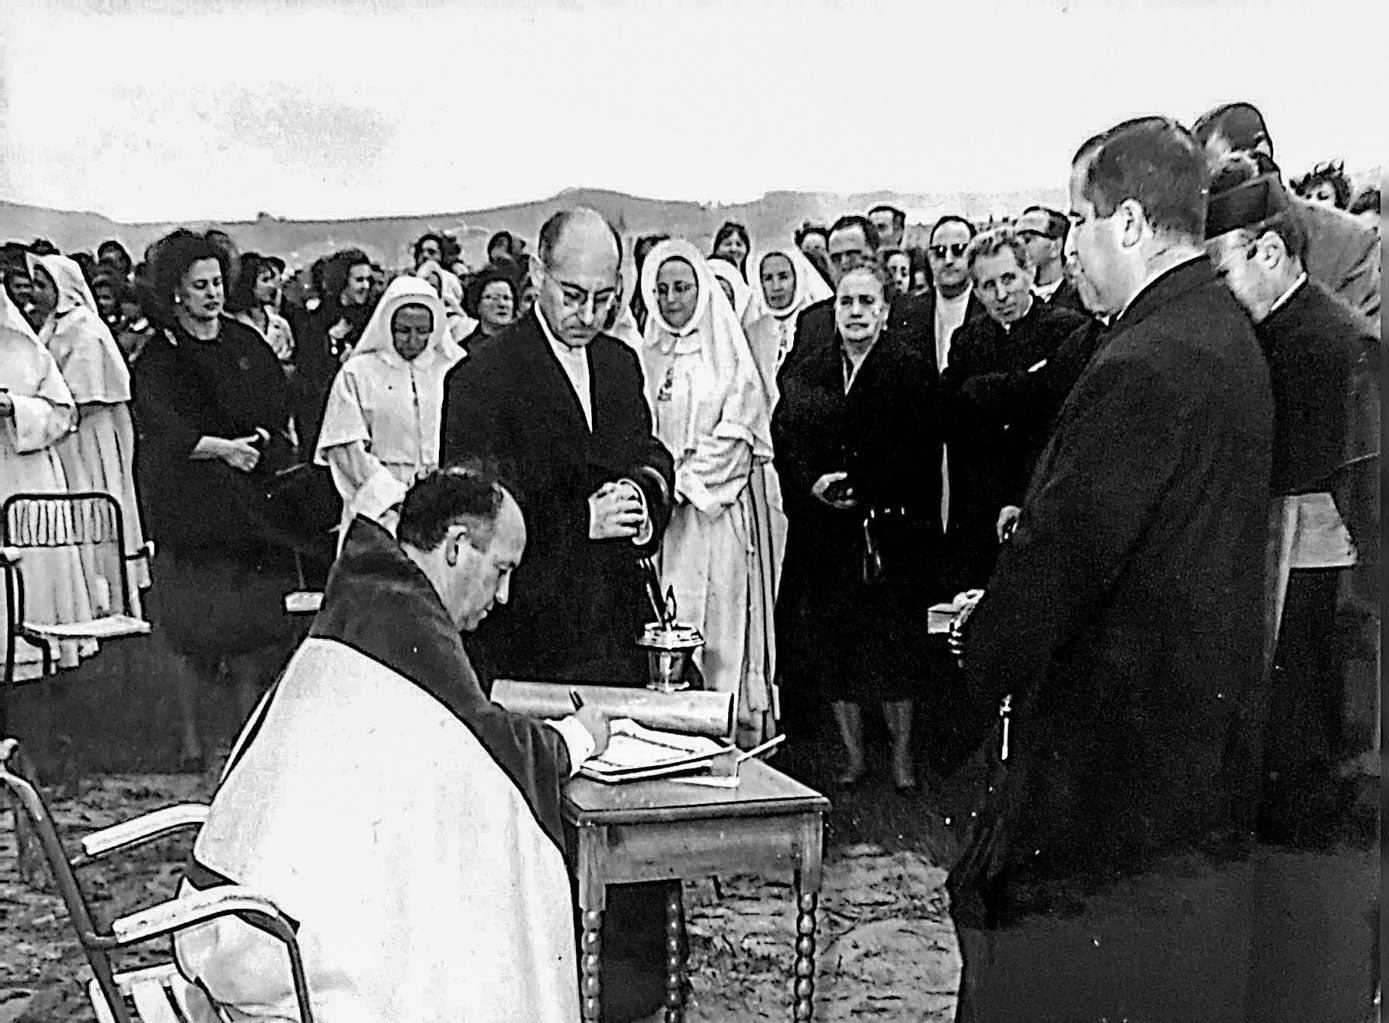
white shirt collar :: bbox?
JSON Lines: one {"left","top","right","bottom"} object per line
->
{"left": 534, "top": 308, "right": 593, "bottom": 430}
{"left": 1267, "top": 272, "right": 1309, "bottom": 319}
{"left": 1034, "top": 276, "right": 1064, "bottom": 301}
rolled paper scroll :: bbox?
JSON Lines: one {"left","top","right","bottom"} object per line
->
{"left": 491, "top": 679, "right": 737, "bottom": 740}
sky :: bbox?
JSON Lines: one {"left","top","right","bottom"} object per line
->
{"left": 0, "top": 0, "right": 1383, "bottom": 223}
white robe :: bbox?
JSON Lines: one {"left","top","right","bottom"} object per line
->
{"left": 315, "top": 278, "right": 463, "bottom": 535}
{"left": 36, "top": 255, "right": 149, "bottom": 613}
{"left": 640, "top": 240, "right": 778, "bottom": 744}
{"left": 1, "top": 294, "right": 96, "bottom": 678}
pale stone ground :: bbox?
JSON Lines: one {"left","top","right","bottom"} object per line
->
{"left": 1, "top": 776, "right": 962, "bottom": 1022}
{"left": 682, "top": 845, "right": 960, "bottom": 1022}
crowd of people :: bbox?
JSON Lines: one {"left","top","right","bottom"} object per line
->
{"left": 0, "top": 100, "right": 1381, "bottom": 1022}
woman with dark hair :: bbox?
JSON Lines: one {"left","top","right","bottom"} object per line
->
{"left": 97, "top": 239, "right": 134, "bottom": 281}
{"left": 710, "top": 221, "right": 750, "bottom": 280}
{"left": 133, "top": 228, "right": 305, "bottom": 768}
{"left": 114, "top": 279, "right": 155, "bottom": 363}
{"left": 293, "top": 248, "right": 375, "bottom": 458}
{"left": 1291, "top": 159, "right": 1353, "bottom": 210}
{"left": 627, "top": 234, "right": 669, "bottom": 334}
{"left": 771, "top": 263, "right": 939, "bottom": 791}
{"left": 460, "top": 265, "right": 518, "bottom": 356}
{"left": 487, "top": 230, "right": 516, "bottom": 266}
{"left": 226, "top": 252, "right": 295, "bottom": 364}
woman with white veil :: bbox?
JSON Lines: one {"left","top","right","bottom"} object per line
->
{"left": 29, "top": 253, "right": 149, "bottom": 613}
{"left": 640, "top": 239, "right": 777, "bottom": 745}
{"left": 748, "top": 245, "right": 833, "bottom": 372}
{"left": 0, "top": 287, "right": 96, "bottom": 678}
{"left": 315, "top": 277, "right": 464, "bottom": 538}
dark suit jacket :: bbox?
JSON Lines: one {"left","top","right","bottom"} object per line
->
{"left": 439, "top": 310, "right": 675, "bottom": 685}
{"left": 1039, "top": 278, "right": 1089, "bottom": 316}
{"left": 938, "top": 300, "right": 1088, "bottom": 589}
{"left": 1299, "top": 198, "right": 1380, "bottom": 331}
{"left": 948, "top": 258, "right": 1274, "bottom": 926}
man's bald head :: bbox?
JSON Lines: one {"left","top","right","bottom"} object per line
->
{"left": 534, "top": 208, "right": 622, "bottom": 346}
{"left": 538, "top": 208, "right": 621, "bottom": 275}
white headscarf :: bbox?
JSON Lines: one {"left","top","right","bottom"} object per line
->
{"left": 746, "top": 246, "right": 833, "bottom": 369}
{"left": 639, "top": 239, "right": 773, "bottom": 463}
{"left": 349, "top": 275, "right": 461, "bottom": 367}
{"left": 34, "top": 254, "right": 131, "bottom": 404}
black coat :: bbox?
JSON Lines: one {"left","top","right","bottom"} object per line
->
{"left": 776, "top": 289, "right": 983, "bottom": 384}
{"left": 771, "top": 326, "right": 940, "bottom": 704}
{"left": 948, "top": 258, "right": 1274, "bottom": 927}
{"left": 439, "top": 310, "right": 674, "bottom": 686}
{"left": 939, "top": 300, "right": 1088, "bottom": 589}
{"left": 1040, "top": 277, "right": 1089, "bottom": 315}
{"left": 131, "top": 318, "right": 295, "bottom": 558}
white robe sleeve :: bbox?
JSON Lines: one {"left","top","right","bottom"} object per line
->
{"left": 675, "top": 428, "right": 754, "bottom": 517}
{"left": 325, "top": 442, "right": 409, "bottom": 524}
{"left": 8, "top": 394, "right": 74, "bottom": 453}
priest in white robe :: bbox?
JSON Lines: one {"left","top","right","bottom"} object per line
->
{"left": 174, "top": 469, "right": 606, "bottom": 1023}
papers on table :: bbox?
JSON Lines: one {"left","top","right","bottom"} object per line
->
{"left": 580, "top": 718, "right": 729, "bottom": 784}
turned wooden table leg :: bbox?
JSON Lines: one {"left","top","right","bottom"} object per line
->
{"left": 580, "top": 907, "right": 603, "bottom": 1023}
{"left": 576, "top": 824, "right": 608, "bottom": 1023}
{"left": 664, "top": 886, "right": 687, "bottom": 1022}
{"left": 792, "top": 813, "right": 824, "bottom": 1022}
{"left": 791, "top": 885, "right": 818, "bottom": 1021}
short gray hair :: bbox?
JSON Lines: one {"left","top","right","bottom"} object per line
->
{"left": 965, "top": 226, "right": 1032, "bottom": 275}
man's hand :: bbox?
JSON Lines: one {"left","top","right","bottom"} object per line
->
{"left": 218, "top": 435, "right": 263, "bottom": 473}
{"left": 588, "top": 482, "right": 644, "bottom": 539}
{"left": 996, "top": 505, "right": 1022, "bottom": 542}
{"left": 573, "top": 705, "right": 610, "bottom": 757}
{"left": 811, "top": 471, "right": 857, "bottom": 510}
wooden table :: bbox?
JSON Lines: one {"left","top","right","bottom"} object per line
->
{"left": 564, "top": 760, "right": 831, "bottom": 1022}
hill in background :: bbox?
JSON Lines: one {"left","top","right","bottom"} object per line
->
{"left": 0, "top": 185, "right": 1071, "bottom": 271}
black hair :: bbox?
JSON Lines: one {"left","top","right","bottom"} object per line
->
{"left": 487, "top": 231, "right": 515, "bottom": 259}
{"left": 146, "top": 228, "right": 236, "bottom": 326}
{"left": 28, "top": 238, "right": 59, "bottom": 256}
{"left": 1191, "top": 102, "right": 1272, "bottom": 158}
{"left": 1072, "top": 116, "right": 1208, "bottom": 242}
{"left": 97, "top": 239, "right": 133, "bottom": 274}
{"left": 1349, "top": 186, "right": 1380, "bottom": 217}
{"left": 712, "top": 221, "right": 750, "bottom": 253}
{"left": 929, "top": 215, "right": 978, "bottom": 244}
{"left": 463, "top": 265, "right": 521, "bottom": 319}
{"left": 794, "top": 222, "right": 828, "bottom": 247}
{"left": 225, "top": 251, "right": 276, "bottom": 314}
{"left": 828, "top": 214, "right": 880, "bottom": 253}
{"left": 1022, "top": 205, "right": 1070, "bottom": 246}
{"left": 398, "top": 466, "right": 506, "bottom": 553}
{"left": 1289, "top": 160, "right": 1352, "bottom": 211}
{"left": 321, "top": 248, "right": 373, "bottom": 305}
{"left": 414, "top": 232, "right": 446, "bottom": 263}
{"left": 868, "top": 204, "right": 907, "bottom": 230}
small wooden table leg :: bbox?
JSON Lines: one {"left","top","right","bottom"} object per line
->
{"left": 664, "top": 885, "right": 686, "bottom": 1022}
{"left": 791, "top": 881, "right": 818, "bottom": 1022}
{"left": 792, "top": 813, "right": 824, "bottom": 1022}
{"left": 580, "top": 907, "right": 603, "bottom": 1023}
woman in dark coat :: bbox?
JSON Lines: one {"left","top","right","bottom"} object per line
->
{"left": 772, "top": 264, "right": 941, "bottom": 790}
{"left": 292, "top": 248, "right": 375, "bottom": 459}
{"left": 133, "top": 229, "right": 306, "bottom": 768}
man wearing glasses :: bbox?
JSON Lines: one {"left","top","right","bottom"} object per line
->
{"left": 440, "top": 207, "right": 675, "bottom": 1023}
{"left": 1015, "top": 205, "right": 1088, "bottom": 314}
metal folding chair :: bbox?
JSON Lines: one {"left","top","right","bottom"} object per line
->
{"left": 2, "top": 493, "right": 155, "bottom": 735}
{"left": 0, "top": 738, "right": 315, "bottom": 1023}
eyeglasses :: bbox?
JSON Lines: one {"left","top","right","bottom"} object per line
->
{"left": 928, "top": 243, "right": 968, "bottom": 260}
{"left": 546, "top": 272, "right": 618, "bottom": 315}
